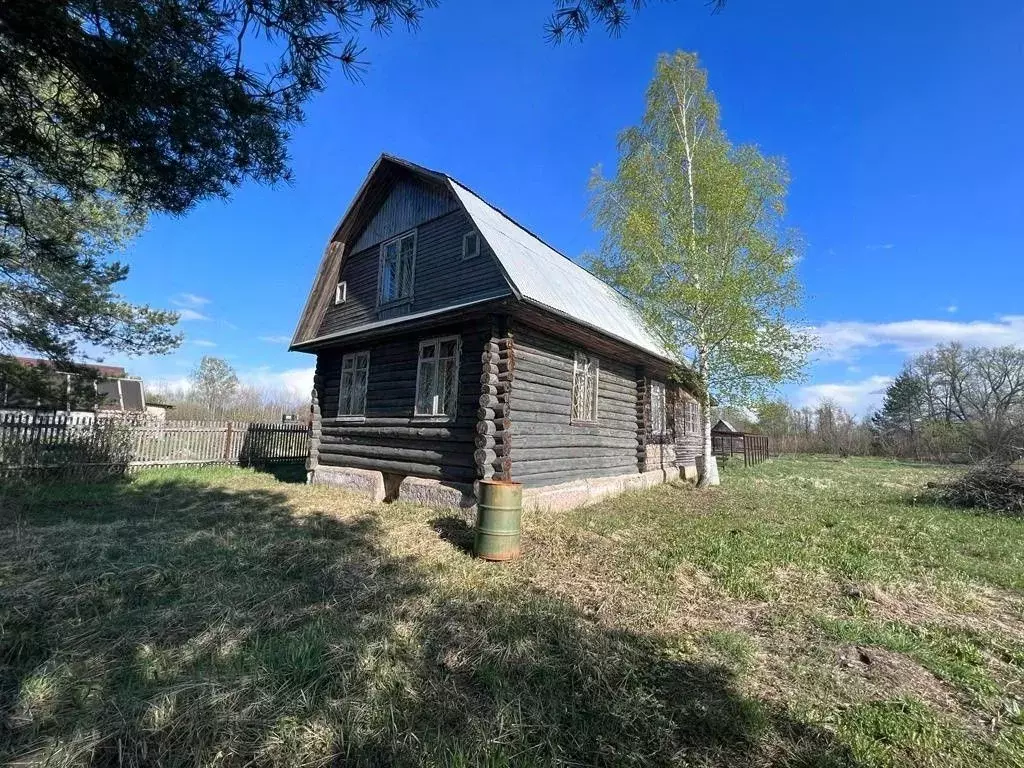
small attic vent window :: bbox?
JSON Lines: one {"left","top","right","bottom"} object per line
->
{"left": 335, "top": 281, "right": 347, "bottom": 305}
{"left": 462, "top": 231, "right": 480, "bottom": 260}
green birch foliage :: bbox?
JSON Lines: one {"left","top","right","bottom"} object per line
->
{"left": 589, "top": 51, "right": 813, "bottom": 407}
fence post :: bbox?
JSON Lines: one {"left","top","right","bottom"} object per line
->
{"left": 224, "top": 421, "right": 232, "bottom": 462}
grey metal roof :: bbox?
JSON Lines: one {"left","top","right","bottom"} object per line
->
{"left": 447, "top": 179, "right": 674, "bottom": 362}
{"left": 712, "top": 419, "right": 740, "bottom": 434}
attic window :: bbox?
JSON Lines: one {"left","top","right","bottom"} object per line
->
{"left": 335, "top": 281, "right": 347, "bottom": 305}
{"left": 378, "top": 231, "right": 416, "bottom": 305}
{"left": 462, "top": 231, "right": 480, "bottom": 260}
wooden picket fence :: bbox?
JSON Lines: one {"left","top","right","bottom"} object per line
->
{"left": 711, "top": 431, "right": 771, "bottom": 468}
{"left": 742, "top": 434, "right": 770, "bottom": 468}
{"left": 0, "top": 413, "right": 309, "bottom": 479}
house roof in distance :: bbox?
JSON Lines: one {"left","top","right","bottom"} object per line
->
{"left": 712, "top": 419, "right": 741, "bottom": 434}
{"left": 13, "top": 356, "right": 127, "bottom": 378}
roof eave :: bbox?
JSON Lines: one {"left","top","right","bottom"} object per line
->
{"left": 518, "top": 296, "right": 679, "bottom": 366}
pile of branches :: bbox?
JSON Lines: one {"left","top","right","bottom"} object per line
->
{"left": 934, "top": 462, "right": 1024, "bottom": 517}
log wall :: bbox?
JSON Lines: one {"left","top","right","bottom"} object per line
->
{"left": 507, "top": 324, "right": 642, "bottom": 488}
{"left": 314, "top": 322, "right": 486, "bottom": 483}
{"left": 474, "top": 321, "right": 514, "bottom": 480}
{"left": 673, "top": 390, "right": 703, "bottom": 467}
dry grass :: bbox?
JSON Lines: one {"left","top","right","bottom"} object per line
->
{"left": 2, "top": 457, "right": 1023, "bottom": 766}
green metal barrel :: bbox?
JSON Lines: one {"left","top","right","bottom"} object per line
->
{"left": 474, "top": 480, "right": 522, "bottom": 561}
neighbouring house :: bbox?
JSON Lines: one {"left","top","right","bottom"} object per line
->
{"left": 0, "top": 356, "right": 148, "bottom": 420}
{"left": 290, "top": 154, "right": 704, "bottom": 510}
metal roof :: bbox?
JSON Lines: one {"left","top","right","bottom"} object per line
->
{"left": 290, "top": 154, "right": 677, "bottom": 362}
{"left": 446, "top": 179, "right": 674, "bottom": 362}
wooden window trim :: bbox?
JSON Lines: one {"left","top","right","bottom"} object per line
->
{"left": 334, "top": 280, "right": 347, "bottom": 305}
{"left": 649, "top": 380, "right": 667, "bottom": 439}
{"left": 462, "top": 230, "right": 480, "bottom": 260}
{"left": 683, "top": 398, "right": 699, "bottom": 435}
{"left": 376, "top": 229, "right": 417, "bottom": 307}
{"left": 570, "top": 351, "right": 600, "bottom": 425}
{"left": 337, "top": 350, "right": 370, "bottom": 420}
{"left": 413, "top": 335, "right": 461, "bottom": 420}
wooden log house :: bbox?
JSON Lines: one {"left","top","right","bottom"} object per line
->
{"left": 290, "top": 154, "right": 705, "bottom": 510}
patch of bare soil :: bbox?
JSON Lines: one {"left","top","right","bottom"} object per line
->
{"left": 834, "top": 644, "right": 971, "bottom": 718}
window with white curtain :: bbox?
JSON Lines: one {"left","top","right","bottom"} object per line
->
{"left": 338, "top": 351, "right": 369, "bottom": 417}
{"left": 415, "top": 336, "right": 460, "bottom": 417}
{"left": 683, "top": 399, "right": 700, "bottom": 434}
{"left": 571, "top": 351, "right": 599, "bottom": 423}
{"left": 377, "top": 231, "right": 416, "bottom": 304}
{"left": 650, "top": 380, "right": 666, "bottom": 435}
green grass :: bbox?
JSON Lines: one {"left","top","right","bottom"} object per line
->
{"left": 2, "top": 457, "right": 1023, "bottom": 766}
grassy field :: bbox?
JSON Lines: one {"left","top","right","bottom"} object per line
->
{"left": 2, "top": 456, "right": 1023, "bottom": 767}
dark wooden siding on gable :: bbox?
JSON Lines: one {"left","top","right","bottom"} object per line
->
{"left": 317, "top": 208, "right": 511, "bottom": 338}
{"left": 314, "top": 321, "right": 486, "bottom": 483}
{"left": 508, "top": 324, "right": 641, "bottom": 488}
{"left": 351, "top": 178, "right": 457, "bottom": 253}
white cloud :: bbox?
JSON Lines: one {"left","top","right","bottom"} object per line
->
{"left": 191, "top": 339, "right": 217, "bottom": 347}
{"left": 258, "top": 335, "right": 292, "bottom": 344}
{"left": 171, "top": 292, "right": 211, "bottom": 307}
{"left": 796, "top": 375, "right": 894, "bottom": 415}
{"left": 177, "top": 308, "right": 209, "bottom": 322}
{"left": 866, "top": 243, "right": 895, "bottom": 251}
{"left": 946, "top": 305, "right": 958, "bottom": 313}
{"left": 813, "top": 315, "right": 1024, "bottom": 360}
{"left": 147, "top": 375, "right": 192, "bottom": 393}
{"left": 241, "top": 366, "right": 315, "bottom": 398}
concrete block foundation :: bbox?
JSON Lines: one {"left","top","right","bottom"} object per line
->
{"left": 521, "top": 466, "right": 680, "bottom": 512}
{"left": 308, "top": 465, "right": 385, "bottom": 502}
{"left": 311, "top": 463, "right": 688, "bottom": 514}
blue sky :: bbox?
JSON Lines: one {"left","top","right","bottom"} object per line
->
{"left": 120, "top": 0, "right": 1024, "bottom": 414}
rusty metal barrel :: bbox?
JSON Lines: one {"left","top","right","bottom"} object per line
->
{"left": 474, "top": 479, "right": 522, "bottom": 561}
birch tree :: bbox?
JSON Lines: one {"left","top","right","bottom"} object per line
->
{"left": 590, "top": 51, "right": 812, "bottom": 485}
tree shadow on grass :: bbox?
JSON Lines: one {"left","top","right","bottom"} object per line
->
{"left": 251, "top": 460, "right": 308, "bottom": 484}
{"left": 429, "top": 515, "right": 475, "bottom": 556}
{"left": 1, "top": 474, "right": 861, "bottom": 767}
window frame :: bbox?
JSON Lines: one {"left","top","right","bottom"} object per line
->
{"left": 376, "top": 230, "right": 417, "bottom": 307}
{"left": 649, "top": 380, "right": 667, "bottom": 437}
{"left": 570, "top": 351, "right": 600, "bottom": 424}
{"left": 462, "top": 230, "right": 480, "bottom": 260}
{"left": 413, "top": 335, "right": 461, "bottom": 420}
{"left": 337, "top": 350, "right": 370, "bottom": 420}
{"left": 334, "top": 280, "right": 347, "bottom": 305}
{"left": 683, "top": 398, "right": 700, "bottom": 435}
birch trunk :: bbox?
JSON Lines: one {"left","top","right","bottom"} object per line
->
{"left": 696, "top": 348, "right": 720, "bottom": 486}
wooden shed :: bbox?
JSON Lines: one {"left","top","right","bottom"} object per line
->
{"left": 711, "top": 419, "right": 769, "bottom": 467}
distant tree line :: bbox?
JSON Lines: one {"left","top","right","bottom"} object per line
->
{"left": 750, "top": 343, "right": 1024, "bottom": 463}
{"left": 147, "top": 356, "right": 306, "bottom": 423}
{"left": 871, "top": 344, "right": 1024, "bottom": 463}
